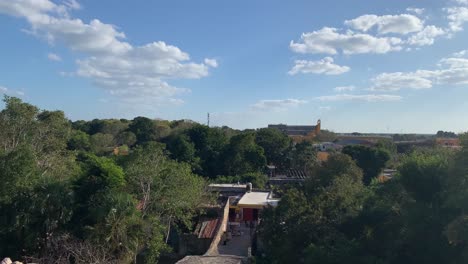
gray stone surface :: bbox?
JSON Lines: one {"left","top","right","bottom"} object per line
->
{"left": 177, "top": 255, "right": 245, "bottom": 264}
{"left": 217, "top": 225, "right": 251, "bottom": 257}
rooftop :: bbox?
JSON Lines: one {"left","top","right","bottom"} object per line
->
{"left": 237, "top": 191, "right": 279, "bottom": 207}
{"left": 209, "top": 183, "right": 247, "bottom": 188}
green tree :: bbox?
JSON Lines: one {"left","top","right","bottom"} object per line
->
{"left": 0, "top": 96, "right": 39, "bottom": 152}
{"left": 222, "top": 132, "right": 266, "bottom": 175}
{"left": 72, "top": 154, "right": 126, "bottom": 232}
{"left": 0, "top": 146, "right": 74, "bottom": 258}
{"left": 290, "top": 141, "right": 318, "bottom": 174}
{"left": 436, "top": 130, "right": 457, "bottom": 138}
{"left": 116, "top": 131, "right": 137, "bottom": 146}
{"left": 124, "top": 142, "right": 208, "bottom": 240}
{"left": 128, "top": 116, "right": 158, "bottom": 144}
{"left": 100, "top": 119, "right": 129, "bottom": 137}
{"left": 90, "top": 133, "right": 115, "bottom": 154}
{"left": 308, "top": 153, "right": 362, "bottom": 189}
{"left": 89, "top": 192, "right": 166, "bottom": 263}
{"left": 255, "top": 128, "right": 291, "bottom": 167}
{"left": 394, "top": 150, "right": 454, "bottom": 263}
{"left": 398, "top": 150, "right": 449, "bottom": 204}
{"left": 342, "top": 145, "right": 390, "bottom": 185}
{"left": 165, "top": 134, "right": 201, "bottom": 171}
{"left": 186, "top": 125, "right": 228, "bottom": 177}
{"left": 258, "top": 153, "right": 365, "bottom": 263}
{"left": 213, "top": 172, "right": 268, "bottom": 189}
{"left": 0, "top": 145, "right": 39, "bottom": 204}
{"left": 68, "top": 130, "right": 91, "bottom": 151}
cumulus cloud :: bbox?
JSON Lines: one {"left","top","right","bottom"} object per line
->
{"left": 290, "top": 27, "right": 402, "bottom": 55}
{"left": 63, "top": 0, "right": 81, "bottom": 10}
{"left": 454, "top": 0, "right": 468, "bottom": 5}
{"left": 334, "top": 85, "right": 355, "bottom": 92}
{"left": 288, "top": 57, "right": 350, "bottom": 75}
{"left": 371, "top": 72, "right": 434, "bottom": 91}
{"left": 0, "top": 0, "right": 216, "bottom": 108}
{"left": 407, "top": 26, "right": 446, "bottom": 46}
{"left": 47, "top": 52, "right": 61, "bottom": 61}
{"left": 344, "top": 14, "right": 424, "bottom": 34}
{"left": 316, "top": 94, "right": 402, "bottom": 102}
{"left": 446, "top": 7, "right": 468, "bottom": 32}
{"left": 440, "top": 57, "right": 468, "bottom": 68}
{"left": 290, "top": 8, "right": 454, "bottom": 58}
{"left": 453, "top": 49, "right": 468, "bottom": 57}
{"left": 406, "top": 7, "right": 425, "bottom": 15}
{"left": 204, "top": 58, "right": 218, "bottom": 68}
{"left": 251, "top": 99, "right": 307, "bottom": 111}
{"left": 370, "top": 56, "right": 468, "bottom": 91}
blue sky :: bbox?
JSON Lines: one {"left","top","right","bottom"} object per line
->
{"left": 1, "top": 0, "right": 468, "bottom": 133}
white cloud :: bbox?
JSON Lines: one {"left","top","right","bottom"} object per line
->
{"left": 453, "top": 50, "right": 468, "bottom": 57}
{"left": 371, "top": 56, "right": 468, "bottom": 91}
{"left": 251, "top": 99, "right": 307, "bottom": 111}
{"left": 454, "top": 0, "right": 468, "bottom": 5}
{"left": 440, "top": 57, "right": 468, "bottom": 68}
{"left": 319, "top": 106, "right": 332, "bottom": 111}
{"left": 316, "top": 94, "right": 402, "bottom": 102}
{"left": 334, "top": 85, "right": 355, "bottom": 92}
{"left": 63, "top": 0, "right": 81, "bottom": 10}
{"left": 290, "top": 27, "right": 402, "bottom": 55}
{"left": 0, "top": 0, "right": 215, "bottom": 108}
{"left": 290, "top": 9, "right": 453, "bottom": 58}
{"left": 407, "top": 26, "right": 446, "bottom": 46}
{"left": 406, "top": 7, "right": 425, "bottom": 15}
{"left": 204, "top": 58, "right": 218, "bottom": 68}
{"left": 288, "top": 57, "right": 350, "bottom": 75}
{"left": 371, "top": 71, "right": 434, "bottom": 91}
{"left": 446, "top": 7, "right": 468, "bottom": 32}
{"left": 47, "top": 52, "right": 61, "bottom": 61}
{"left": 0, "top": 85, "right": 25, "bottom": 96}
{"left": 344, "top": 14, "right": 424, "bottom": 35}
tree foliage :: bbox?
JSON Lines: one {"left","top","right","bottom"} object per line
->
{"left": 255, "top": 128, "right": 291, "bottom": 167}
{"left": 258, "top": 139, "right": 468, "bottom": 264}
{"left": 0, "top": 97, "right": 211, "bottom": 263}
{"left": 342, "top": 145, "right": 390, "bottom": 185}
{"left": 222, "top": 132, "right": 266, "bottom": 176}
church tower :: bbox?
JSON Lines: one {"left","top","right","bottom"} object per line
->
{"left": 315, "top": 119, "right": 321, "bottom": 135}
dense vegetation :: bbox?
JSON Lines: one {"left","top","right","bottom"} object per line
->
{"left": 257, "top": 138, "right": 468, "bottom": 264}
{"left": 1, "top": 95, "right": 464, "bottom": 263}
{"left": 0, "top": 96, "right": 319, "bottom": 263}
{"left": 0, "top": 97, "right": 214, "bottom": 263}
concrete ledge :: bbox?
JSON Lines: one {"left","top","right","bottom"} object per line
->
{"left": 204, "top": 197, "right": 230, "bottom": 256}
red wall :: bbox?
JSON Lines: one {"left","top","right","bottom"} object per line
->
{"left": 243, "top": 208, "right": 253, "bottom": 221}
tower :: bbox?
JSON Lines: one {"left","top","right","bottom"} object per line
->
{"left": 315, "top": 119, "right": 321, "bottom": 135}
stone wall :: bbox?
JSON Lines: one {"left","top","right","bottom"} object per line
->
{"left": 204, "top": 197, "right": 230, "bottom": 256}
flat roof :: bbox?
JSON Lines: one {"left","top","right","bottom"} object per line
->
{"left": 238, "top": 191, "right": 279, "bottom": 207}
{"left": 209, "top": 183, "right": 247, "bottom": 188}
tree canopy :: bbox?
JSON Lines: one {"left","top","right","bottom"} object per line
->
{"left": 342, "top": 145, "right": 390, "bottom": 185}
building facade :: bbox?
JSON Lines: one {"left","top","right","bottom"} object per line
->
{"left": 268, "top": 119, "right": 321, "bottom": 142}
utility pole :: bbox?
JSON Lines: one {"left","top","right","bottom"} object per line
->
{"left": 207, "top": 112, "right": 210, "bottom": 127}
